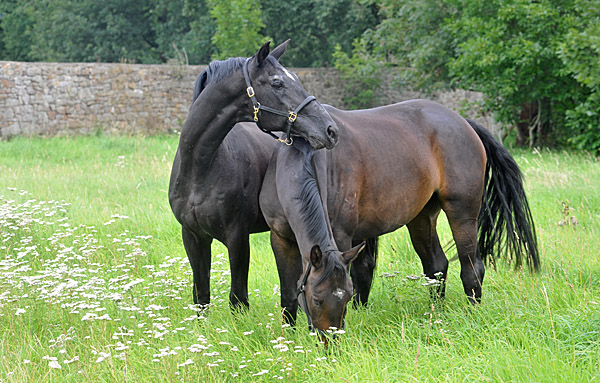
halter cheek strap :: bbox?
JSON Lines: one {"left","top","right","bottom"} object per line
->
{"left": 297, "top": 263, "right": 314, "bottom": 329}
{"left": 243, "top": 58, "right": 317, "bottom": 146}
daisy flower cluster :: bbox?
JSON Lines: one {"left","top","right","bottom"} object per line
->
{"left": 0, "top": 188, "right": 332, "bottom": 381}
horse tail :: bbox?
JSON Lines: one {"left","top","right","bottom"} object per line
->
{"left": 467, "top": 119, "right": 540, "bottom": 270}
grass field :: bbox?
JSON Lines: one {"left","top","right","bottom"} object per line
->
{"left": 0, "top": 134, "right": 599, "bottom": 382}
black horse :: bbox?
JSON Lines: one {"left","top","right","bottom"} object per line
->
{"left": 260, "top": 99, "right": 539, "bottom": 336}
{"left": 168, "top": 41, "right": 339, "bottom": 310}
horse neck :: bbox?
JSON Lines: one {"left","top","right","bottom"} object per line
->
{"left": 278, "top": 143, "right": 338, "bottom": 261}
{"left": 177, "top": 87, "right": 247, "bottom": 178}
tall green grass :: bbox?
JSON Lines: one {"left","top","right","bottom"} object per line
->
{"left": 0, "top": 136, "right": 598, "bottom": 382}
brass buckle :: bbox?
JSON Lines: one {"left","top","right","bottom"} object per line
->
{"left": 288, "top": 112, "right": 297, "bottom": 123}
{"left": 247, "top": 86, "right": 255, "bottom": 98}
{"left": 253, "top": 103, "right": 260, "bottom": 122}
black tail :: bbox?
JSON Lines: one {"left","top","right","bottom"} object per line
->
{"left": 467, "top": 119, "right": 540, "bottom": 270}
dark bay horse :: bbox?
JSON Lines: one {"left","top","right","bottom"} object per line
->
{"left": 169, "top": 41, "right": 340, "bottom": 310}
{"left": 259, "top": 99, "right": 539, "bottom": 333}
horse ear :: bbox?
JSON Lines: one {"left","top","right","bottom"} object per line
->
{"left": 310, "top": 245, "right": 323, "bottom": 269}
{"left": 342, "top": 242, "right": 366, "bottom": 265}
{"left": 271, "top": 39, "right": 290, "bottom": 61}
{"left": 256, "top": 41, "right": 271, "bottom": 66}
{"left": 191, "top": 71, "right": 208, "bottom": 107}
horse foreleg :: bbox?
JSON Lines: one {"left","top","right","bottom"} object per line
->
{"left": 226, "top": 230, "right": 251, "bottom": 311}
{"left": 182, "top": 228, "right": 212, "bottom": 309}
{"left": 270, "top": 232, "right": 303, "bottom": 327}
{"left": 407, "top": 198, "right": 449, "bottom": 300}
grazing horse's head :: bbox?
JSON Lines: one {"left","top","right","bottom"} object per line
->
{"left": 298, "top": 243, "right": 365, "bottom": 345}
{"left": 243, "top": 41, "right": 339, "bottom": 149}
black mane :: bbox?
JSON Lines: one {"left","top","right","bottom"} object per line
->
{"left": 296, "top": 140, "right": 347, "bottom": 283}
{"left": 192, "top": 57, "right": 246, "bottom": 104}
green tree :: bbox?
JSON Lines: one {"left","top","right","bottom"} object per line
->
{"left": 448, "top": 0, "right": 583, "bottom": 147}
{"left": 206, "top": 0, "right": 268, "bottom": 60}
{"left": 333, "top": 39, "right": 382, "bottom": 109}
{"left": 260, "top": 0, "right": 379, "bottom": 67}
{"left": 557, "top": 0, "right": 600, "bottom": 152}
{"left": 152, "top": 0, "right": 215, "bottom": 65}
{"left": 29, "top": 0, "right": 160, "bottom": 63}
{"left": 338, "top": 0, "right": 600, "bottom": 151}
{"left": 0, "top": 1, "right": 39, "bottom": 61}
{"left": 356, "top": 0, "right": 456, "bottom": 89}
{"left": 332, "top": 0, "right": 457, "bottom": 108}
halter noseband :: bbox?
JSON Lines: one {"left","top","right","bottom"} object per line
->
{"left": 297, "top": 254, "right": 347, "bottom": 338}
{"left": 243, "top": 58, "right": 316, "bottom": 146}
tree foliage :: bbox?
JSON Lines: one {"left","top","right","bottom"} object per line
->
{"left": 0, "top": 0, "right": 215, "bottom": 64}
{"left": 0, "top": 1, "right": 38, "bottom": 61}
{"left": 557, "top": 0, "right": 600, "bottom": 152}
{"left": 333, "top": 39, "right": 382, "bottom": 109}
{"left": 337, "top": 0, "right": 600, "bottom": 152}
{"left": 260, "top": 0, "right": 379, "bottom": 67}
{"left": 1, "top": 0, "right": 599, "bottom": 151}
{"left": 447, "top": 0, "right": 584, "bottom": 147}
{"left": 0, "top": 0, "right": 373, "bottom": 66}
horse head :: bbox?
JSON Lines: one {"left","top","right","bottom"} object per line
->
{"left": 299, "top": 243, "right": 365, "bottom": 345}
{"left": 244, "top": 41, "right": 339, "bottom": 149}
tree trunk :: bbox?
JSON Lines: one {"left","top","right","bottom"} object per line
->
{"left": 515, "top": 101, "right": 539, "bottom": 147}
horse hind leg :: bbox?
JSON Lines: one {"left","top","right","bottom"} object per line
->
{"left": 182, "top": 228, "right": 212, "bottom": 309}
{"left": 442, "top": 198, "right": 485, "bottom": 304}
{"left": 406, "top": 197, "right": 449, "bottom": 299}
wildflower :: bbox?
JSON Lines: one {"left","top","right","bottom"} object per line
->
{"left": 95, "top": 352, "right": 110, "bottom": 363}
{"left": 64, "top": 356, "right": 79, "bottom": 364}
{"left": 178, "top": 359, "right": 194, "bottom": 367}
{"left": 273, "top": 344, "right": 289, "bottom": 352}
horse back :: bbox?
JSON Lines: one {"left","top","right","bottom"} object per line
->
{"left": 324, "top": 100, "right": 486, "bottom": 236}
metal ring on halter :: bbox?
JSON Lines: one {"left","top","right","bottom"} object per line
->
{"left": 242, "top": 58, "right": 318, "bottom": 145}
{"left": 277, "top": 136, "right": 293, "bottom": 146}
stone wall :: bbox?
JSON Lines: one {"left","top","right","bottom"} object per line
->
{"left": 0, "top": 61, "right": 499, "bottom": 138}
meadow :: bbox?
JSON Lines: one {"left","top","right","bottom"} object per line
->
{"left": 0, "top": 134, "right": 598, "bottom": 382}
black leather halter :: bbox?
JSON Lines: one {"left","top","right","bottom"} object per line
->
{"left": 296, "top": 263, "right": 315, "bottom": 329}
{"left": 243, "top": 58, "right": 316, "bottom": 146}
{"left": 297, "top": 257, "right": 346, "bottom": 337}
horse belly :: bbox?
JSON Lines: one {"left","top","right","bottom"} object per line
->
{"left": 358, "top": 186, "right": 434, "bottom": 236}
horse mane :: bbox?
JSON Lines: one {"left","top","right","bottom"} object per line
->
{"left": 297, "top": 141, "right": 347, "bottom": 284}
{"left": 192, "top": 57, "right": 246, "bottom": 105}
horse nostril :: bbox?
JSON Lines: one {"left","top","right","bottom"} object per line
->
{"left": 327, "top": 125, "right": 338, "bottom": 143}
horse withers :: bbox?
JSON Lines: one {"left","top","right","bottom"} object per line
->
{"left": 260, "top": 99, "right": 539, "bottom": 336}
{"left": 169, "top": 40, "right": 339, "bottom": 311}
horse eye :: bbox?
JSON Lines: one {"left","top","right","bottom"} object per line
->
{"left": 271, "top": 79, "right": 284, "bottom": 89}
{"left": 312, "top": 298, "right": 323, "bottom": 307}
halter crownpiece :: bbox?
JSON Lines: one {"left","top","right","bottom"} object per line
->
{"left": 243, "top": 58, "right": 317, "bottom": 146}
